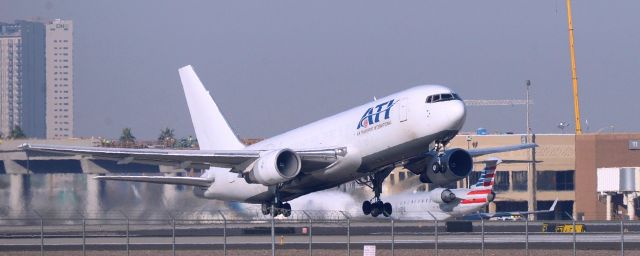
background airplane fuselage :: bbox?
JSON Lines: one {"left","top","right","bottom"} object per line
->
{"left": 384, "top": 189, "right": 486, "bottom": 220}
{"left": 195, "top": 85, "right": 466, "bottom": 203}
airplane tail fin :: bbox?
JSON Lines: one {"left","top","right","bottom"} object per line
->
{"left": 179, "top": 65, "right": 245, "bottom": 150}
{"left": 461, "top": 159, "right": 500, "bottom": 205}
{"left": 470, "top": 158, "right": 500, "bottom": 191}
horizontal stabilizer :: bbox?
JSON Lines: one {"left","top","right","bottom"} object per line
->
{"left": 467, "top": 143, "right": 536, "bottom": 157}
{"left": 474, "top": 159, "right": 542, "bottom": 164}
{"left": 94, "top": 175, "right": 213, "bottom": 187}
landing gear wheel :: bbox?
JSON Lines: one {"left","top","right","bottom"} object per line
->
{"left": 362, "top": 201, "right": 372, "bottom": 215}
{"left": 371, "top": 201, "right": 383, "bottom": 217}
{"left": 383, "top": 202, "right": 393, "bottom": 217}
{"left": 271, "top": 206, "right": 281, "bottom": 217}
{"left": 430, "top": 161, "right": 442, "bottom": 173}
{"left": 261, "top": 203, "right": 271, "bottom": 216}
{"left": 282, "top": 203, "right": 292, "bottom": 217}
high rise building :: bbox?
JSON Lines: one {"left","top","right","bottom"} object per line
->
{"left": 0, "top": 19, "right": 72, "bottom": 139}
{"left": 0, "top": 20, "right": 47, "bottom": 138}
{"left": 17, "top": 20, "right": 46, "bottom": 139}
{"left": 0, "top": 23, "right": 23, "bottom": 137}
{"left": 45, "top": 19, "right": 73, "bottom": 138}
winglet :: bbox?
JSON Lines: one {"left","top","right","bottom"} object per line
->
{"left": 179, "top": 65, "right": 245, "bottom": 150}
{"left": 549, "top": 198, "right": 558, "bottom": 212}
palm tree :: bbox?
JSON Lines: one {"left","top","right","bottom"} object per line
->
{"left": 158, "top": 127, "right": 176, "bottom": 148}
{"left": 119, "top": 127, "right": 136, "bottom": 147}
{"left": 9, "top": 125, "right": 26, "bottom": 139}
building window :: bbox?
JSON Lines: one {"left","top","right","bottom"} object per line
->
{"left": 399, "top": 171, "right": 406, "bottom": 181}
{"left": 512, "top": 171, "right": 528, "bottom": 191}
{"left": 468, "top": 170, "right": 481, "bottom": 186}
{"left": 556, "top": 171, "right": 574, "bottom": 190}
{"left": 494, "top": 171, "right": 510, "bottom": 191}
{"left": 537, "top": 170, "right": 575, "bottom": 191}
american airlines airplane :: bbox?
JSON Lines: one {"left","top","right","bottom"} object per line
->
{"left": 21, "top": 65, "right": 535, "bottom": 218}
{"left": 384, "top": 159, "right": 557, "bottom": 220}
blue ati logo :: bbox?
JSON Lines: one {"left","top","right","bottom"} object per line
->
{"left": 357, "top": 99, "right": 396, "bottom": 129}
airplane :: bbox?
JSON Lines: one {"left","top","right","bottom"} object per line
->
{"left": 383, "top": 158, "right": 558, "bottom": 220}
{"left": 21, "top": 65, "right": 536, "bottom": 218}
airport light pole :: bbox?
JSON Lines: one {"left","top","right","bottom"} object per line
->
{"left": 526, "top": 80, "right": 537, "bottom": 220}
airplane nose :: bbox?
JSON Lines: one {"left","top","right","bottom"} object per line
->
{"left": 451, "top": 100, "right": 466, "bottom": 129}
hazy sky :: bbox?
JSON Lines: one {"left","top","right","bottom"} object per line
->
{"left": 2, "top": 1, "right": 639, "bottom": 140}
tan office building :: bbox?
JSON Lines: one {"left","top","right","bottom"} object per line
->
{"left": 386, "top": 133, "right": 640, "bottom": 220}
{"left": 45, "top": 19, "right": 74, "bottom": 138}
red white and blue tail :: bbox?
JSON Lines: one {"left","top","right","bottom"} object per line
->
{"left": 460, "top": 159, "right": 500, "bottom": 205}
{"left": 470, "top": 159, "right": 500, "bottom": 190}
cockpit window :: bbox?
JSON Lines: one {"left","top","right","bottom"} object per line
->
{"left": 426, "top": 93, "right": 461, "bottom": 103}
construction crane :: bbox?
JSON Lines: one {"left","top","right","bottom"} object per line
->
{"left": 566, "top": 0, "right": 582, "bottom": 134}
{"left": 463, "top": 99, "right": 532, "bottom": 107}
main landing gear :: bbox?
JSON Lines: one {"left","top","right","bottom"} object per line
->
{"left": 359, "top": 168, "right": 393, "bottom": 218}
{"left": 261, "top": 201, "right": 292, "bottom": 217}
{"left": 261, "top": 185, "right": 292, "bottom": 217}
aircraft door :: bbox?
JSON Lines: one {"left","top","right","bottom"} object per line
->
{"left": 398, "top": 98, "right": 408, "bottom": 122}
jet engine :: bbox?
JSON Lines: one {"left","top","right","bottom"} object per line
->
{"left": 244, "top": 149, "right": 301, "bottom": 186}
{"left": 406, "top": 148, "right": 473, "bottom": 187}
{"left": 429, "top": 188, "right": 457, "bottom": 204}
{"left": 487, "top": 191, "right": 496, "bottom": 202}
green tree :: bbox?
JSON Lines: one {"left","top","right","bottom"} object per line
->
{"left": 158, "top": 127, "right": 176, "bottom": 147}
{"left": 119, "top": 127, "right": 136, "bottom": 147}
{"left": 9, "top": 125, "right": 26, "bottom": 139}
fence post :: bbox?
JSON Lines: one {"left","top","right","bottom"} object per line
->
{"left": 33, "top": 210, "right": 43, "bottom": 256}
{"left": 219, "top": 211, "right": 227, "bottom": 256}
{"left": 271, "top": 205, "right": 275, "bottom": 256}
{"left": 572, "top": 219, "right": 576, "bottom": 256}
{"left": 427, "top": 211, "right": 438, "bottom": 256}
{"left": 391, "top": 219, "right": 395, "bottom": 256}
{"left": 340, "top": 211, "right": 351, "bottom": 256}
{"left": 481, "top": 218, "right": 485, "bottom": 256}
{"left": 564, "top": 212, "right": 575, "bottom": 256}
{"left": 126, "top": 217, "right": 130, "bottom": 256}
{"left": 525, "top": 217, "right": 529, "bottom": 256}
{"left": 82, "top": 217, "right": 86, "bottom": 256}
{"left": 621, "top": 219, "right": 624, "bottom": 256}
{"left": 303, "top": 211, "right": 312, "bottom": 256}
{"left": 172, "top": 217, "right": 176, "bottom": 256}
{"left": 118, "top": 210, "right": 129, "bottom": 256}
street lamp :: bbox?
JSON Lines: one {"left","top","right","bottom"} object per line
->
{"left": 557, "top": 122, "right": 570, "bottom": 133}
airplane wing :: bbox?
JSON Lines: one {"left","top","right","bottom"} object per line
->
{"left": 467, "top": 143, "right": 536, "bottom": 157}
{"left": 19, "top": 144, "right": 346, "bottom": 173}
{"left": 478, "top": 198, "right": 558, "bottom": 219}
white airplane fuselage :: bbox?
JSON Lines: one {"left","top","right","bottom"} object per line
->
{"left": 384, "top": 189, "right": 487, "bottom": 220}
{"left": 194, "top": 85, "right": 466, "bottom": 203}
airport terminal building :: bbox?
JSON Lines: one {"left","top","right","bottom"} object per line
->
{"left": 385, "top": 133, "right": 640, "bottom": 221}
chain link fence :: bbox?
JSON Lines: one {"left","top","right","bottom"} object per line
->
{"left": 1, "top": 210, "right": 640, "bottom": 256}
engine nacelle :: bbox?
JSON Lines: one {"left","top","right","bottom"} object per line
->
{"left": 487, "top": 191, "right": 496, "bottom": 203}
{"left": 429, "top": 188, "right": 457, "bottom": 204}
{"left": 244, "top": 149, "right": 301, "bottom": 186}
{"left": 422, "top": 148, "right": 473, "bottom": 187}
